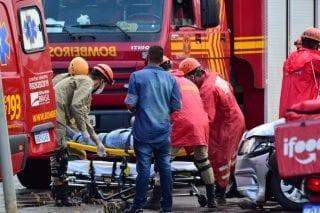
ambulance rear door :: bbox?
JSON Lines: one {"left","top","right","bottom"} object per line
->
{"left": 0, "top": 0, "right": 27, "bottom": 175}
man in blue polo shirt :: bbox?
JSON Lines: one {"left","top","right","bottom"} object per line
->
{"left": 124, "top": 46, "right": 181, "bottom": 213}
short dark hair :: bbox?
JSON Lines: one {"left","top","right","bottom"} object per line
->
{"left": 147, "top": 46, "right": 164, "bottom": 64}
{"left": 302, "top": 37, "right": 319, "bottom": 50}
{"left": 90, "top": 68, "right": 104, "bottom": 82}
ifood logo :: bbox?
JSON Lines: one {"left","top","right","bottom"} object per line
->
{"left": 283, "top": 137, "right": 320, "bottom": 165}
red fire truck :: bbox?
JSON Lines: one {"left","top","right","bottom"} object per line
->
{"left": 42, "top": 0, "right": 318, "bottom": 131}
{"left": 41, "top": 0, "right": 265, "bottom": 131}
{"left": 0, "top": 0, "right": 57, "bottom": 188}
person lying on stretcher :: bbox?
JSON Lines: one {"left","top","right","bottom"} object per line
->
{"left": 65, "top": 123, "right": 134, "bottom": 150}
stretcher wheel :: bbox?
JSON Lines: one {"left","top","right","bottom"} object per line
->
{"left": 189, "top": 189, "right": 194, "bottom": 196}
{"left": 105, "top": 202, "right": 122, "bottom": 213}
{"left": 81, "top": 192, "right": 91, "bottom": 203}
{"left": 198, "top": 195, "right": 207, "bottom": 207}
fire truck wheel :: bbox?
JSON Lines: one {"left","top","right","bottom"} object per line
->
{"left": 17, "top": 159, "right": 51, "bottom": 189}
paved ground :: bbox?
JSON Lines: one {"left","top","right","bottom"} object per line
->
{"left": 0, "top": 176, "right": 295, "bottom": 213}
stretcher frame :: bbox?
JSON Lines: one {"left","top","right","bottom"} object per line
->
{"left": 67, "top": 141, "right": 187, "bottom": 157}
{"left": 66, "top": 141, "right": 208, "bottom": 211}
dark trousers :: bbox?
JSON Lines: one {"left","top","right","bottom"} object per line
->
{"left": 133, "top": 140, "right": 172, "bottom": 211}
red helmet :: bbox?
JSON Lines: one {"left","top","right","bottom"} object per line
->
{"left": 302, "top": 27, "right": 320, "bottom": 42}
{"left": 179, "top": 58, "right": 201, "bottom": 75}
{"left": 92, "top": 64, "right": 114, "bottom": 85}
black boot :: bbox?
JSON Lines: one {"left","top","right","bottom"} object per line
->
{"left": 205, "top": 184, "right": 217, "bottom": 208}
{"left": 215, "top": 184, "right": 227, "bottom": 205}
{"left": 238, "top": 198, "right": 258, "bottom": 209}
{"left": 124, "top": 207, "right": 143, "bottom": 213}
{"left": 51, "top": 184, "right": 79, "bottom": 207}
{"left": 144, "top": 185, "right": 161, "bottom": 210}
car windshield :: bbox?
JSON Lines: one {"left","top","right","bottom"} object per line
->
{"left": 42, "top": 0, "right": 164, "bottom": 34}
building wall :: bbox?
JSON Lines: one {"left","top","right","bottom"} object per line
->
{"left": 264, "top": 0, "right": 287, "bottom": 122}
{"left": 317, "top": 0, "right": 320, "bottom": 27}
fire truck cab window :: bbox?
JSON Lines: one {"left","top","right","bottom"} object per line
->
{"left": 173, "top": 0, "right": 194, "bottom": 26}
{"left": 42, "top": 0, "right": 164, "bottom": 33}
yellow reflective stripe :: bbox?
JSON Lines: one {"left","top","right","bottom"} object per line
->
{"left": 234, "top": 36, "right": 265, "bottom": 41}
{"left": 190, "top": 41, "right": 205, "bottom": 50}
{"left": 67, "top": 141, "right": 187, "bottom": 157}
{"left": 212, "top": 34, "right": 220, "bottom": 73}
{"left": 171, "top": 42, "right": 184, "bottom": 52}
{"left": 234, "top": 40, "right": 265, "bottom": 50}
{"left": 235, "top": 50, "right": 265, "bottom": 55}
{"left": 216, "top": 33, "right": 226, "bottom": 78}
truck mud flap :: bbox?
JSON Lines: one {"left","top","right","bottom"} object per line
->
{"left": 0, "top": 134, "right": 28, "bottom": 178}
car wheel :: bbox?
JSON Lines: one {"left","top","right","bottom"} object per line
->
{"left": 271, "top": 171, "right": 308, "bottom": 210}
{"left": 268, "top": 153, "right": 308, "bottom": 210}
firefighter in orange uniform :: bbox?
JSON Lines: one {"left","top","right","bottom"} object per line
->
{"left": 279, "top": 27, "right": 320, "bottom": 118}
{"left": 180, "top": 58, "right": 245, "bottom": 204}
{"left": 160, "top": 56, "right": 216, "bottom": 208}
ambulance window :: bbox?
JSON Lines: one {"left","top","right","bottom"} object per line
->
{"left": 173, "top": 0, "right": 195, "bottom": 26}
{"left": 19, "top": 7, "right": 45, "bottom": 53}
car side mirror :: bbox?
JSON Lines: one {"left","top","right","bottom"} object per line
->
{"left": 200, "top": 0, "right": 220, "bottom": 28}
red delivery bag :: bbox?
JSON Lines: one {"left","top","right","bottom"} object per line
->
{"left": 275, "top": 119, "right": 320, "bottom": 179}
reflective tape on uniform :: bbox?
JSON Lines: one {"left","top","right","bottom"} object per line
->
{"left": 219, "top": 165, "right": 229, "bottom": 172}
{"left": 231, "top": 159, "right": 236, "bottom": 166}
{"left": 221, "top": 173, "right": 230, "bottom": 180}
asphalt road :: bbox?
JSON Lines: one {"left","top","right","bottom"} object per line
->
{"left": 0, "top": 176, "right": 294, "bottom": 213}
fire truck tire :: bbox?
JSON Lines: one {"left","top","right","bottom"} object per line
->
{"left": 17, "top": 159, "right": 51, "bottom": 189}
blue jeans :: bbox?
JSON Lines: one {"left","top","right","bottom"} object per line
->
{"left": 133, "top": 139, "right": 172, "bottom": 211}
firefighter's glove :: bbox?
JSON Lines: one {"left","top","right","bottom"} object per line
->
{"left": 66, "top": 126, "right": 76, "bottom": 139}
{"left": 97, "top": 142, "right": 106, "bottom": 157}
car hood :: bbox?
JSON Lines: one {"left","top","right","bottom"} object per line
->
{"left": 245, "top": 118, "right": 286, "bottom": 138}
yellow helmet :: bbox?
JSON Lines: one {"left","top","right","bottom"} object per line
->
{"left": 68, "top": 57, "right": 89, "bottom": 75}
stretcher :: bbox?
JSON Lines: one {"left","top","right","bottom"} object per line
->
{"left": 67, "top": 141, "right": 187, "bottom": 158}
{"left": 66, "top": 141, "right": 207, "bottom": 212}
